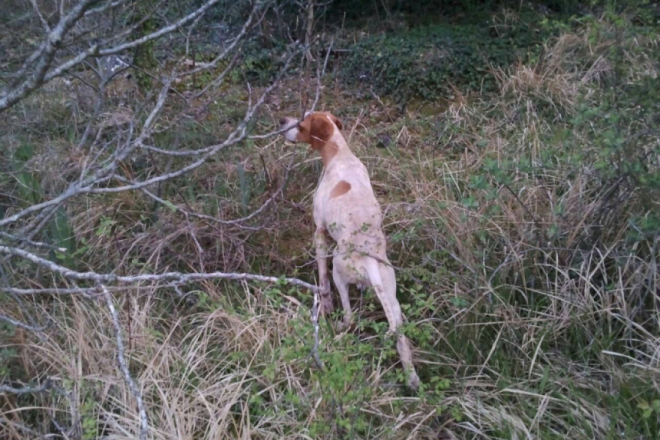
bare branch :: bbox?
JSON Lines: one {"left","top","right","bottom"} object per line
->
{"left": 101, "top": 284, "right": 149, "bottom": 440}
{"left": 89, "top": 45, "right": 302, "bottom": 192}
{"left": 0, "top": 0, "right": 102, "bottom": 112}
{"left": 42, "top": 44, "right": 100, "bottom": 83}
{"left": 0, "top": 180, "right": 95, "bottom": 228}
{"left": 0, "top": 313, "right": 47, "bottom": 332}
{"left": 0, "top": 45, "right": 301, "bottom": 232}
{"left": 123, "top": 180, "right": 263, "bottom": 231}
{"left": 84, "top": 0, "right": 129, "bottom": 16}
{"left": 2, "top": 284, "right": 177, "bottom": 296}
{"left": 98, "top": 0, "right": 222, "bottom": 57}
{"left": 120, "top": 155, "right": 295, "bottom": 232}
{"left": 28, "top": 0, "right": 51, "bottom": 33}
{"left": 184, "top": 5, "right": 263, "bottom": 77}
{"left": 310, "top": 38, "right": 334, "bottom": 112}
{"left": 0, "top": 0, "right": 226, "bottom": 112}
{"left": 249, "top": 124, "right": 303, "bottom": 140}
{"left": 96, "top": 1, "right": 166, "bottom": 48}
{"left": 0, "top": 231, "right": 66, "bottom": 253}
{"left": 311, "top": 289, "right": 325, "bottom": 369}
{"left": 0, "top": 73, "right": 176, "bottom": 229}
{"left": 20, "top": 205, "right": 61, "bottom": 243}
{"left": 0, "top": 379, "right": 52, "bottom": 395}
{"left": 0, "top": 245, "right": 320, "bottom": 292}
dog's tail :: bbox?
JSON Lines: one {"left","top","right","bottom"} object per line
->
{"left": 362, "top": 256, "right": 420, "bottom": 389}
{"left": 363, "top": 256, "right": 400, "bottom": 327}
{"left": 363, "top": 257, "right": 386, "bottom": 296}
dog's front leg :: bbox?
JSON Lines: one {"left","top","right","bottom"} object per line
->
{"left": 314, "top": 227, "right": 334, "bottom": 314}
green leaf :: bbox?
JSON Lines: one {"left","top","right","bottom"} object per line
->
{"left": 450, "top": 297, "right": 469, "bottom": 308}
{"left": 162, "top": 200, "right": 177, "bottom": 212}
{"left": 653, "top": 400, "right": 660, "bottom": 413}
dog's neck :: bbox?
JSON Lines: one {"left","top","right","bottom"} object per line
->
{"left": 318, "top": 131, "right": 349, "bottom": 168}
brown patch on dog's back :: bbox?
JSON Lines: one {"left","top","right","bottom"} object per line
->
{"left": 330, "top": 180, "right": 351, "bottom": 199}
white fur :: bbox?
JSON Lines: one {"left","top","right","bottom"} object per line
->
{"left": 284, "top": 126, "right": 298, "bottom": 142}
{"left": 280, "top": 117, "right": 299, "bottom": 142}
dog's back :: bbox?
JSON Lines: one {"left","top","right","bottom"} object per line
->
{"left": 313, "top": 147, "right": 387, "bottom": 260}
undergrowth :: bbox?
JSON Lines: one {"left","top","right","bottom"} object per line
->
{"left": 340, "top": 7, "right": 556, "bottom": 103}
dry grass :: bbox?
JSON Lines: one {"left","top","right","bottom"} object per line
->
{"left": 2, "top": 15, "right": 660, "bottom": 439}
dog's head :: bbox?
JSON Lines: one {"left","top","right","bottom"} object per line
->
{"left": 279, "top": 111, "right": 343, "bottom": 151}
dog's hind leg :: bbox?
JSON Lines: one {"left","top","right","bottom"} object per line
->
{"left": 333, "top": 261, "right": 353, "bottom": 330}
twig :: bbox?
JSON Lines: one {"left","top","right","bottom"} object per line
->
{"left": 115, "top": 178, "right": 260, "bottom": 231}
{"left": 0, "top": 231, "right": 66, "bottom": 253}
{"left": 187, "top": 5, "right": 265, "bottom": 98}
{"left": 2, "top": 284, "right": 179, "bottom": 296}
{"left": 0, "top": 0, "right": 101, "bottom": 112}
{"left": 0, "top": 72, "right": 176, "bottom": 229}
{"left": 311, "top": 288, "right": 325, "bottom": 369}
{"left": 0, "top": 313, "right": 47, "bottom": 332}
{"left": 88, "top": 45, "right": 302, "bottom": 194}
{"left": 0, "top": 379, "right": 52, "bottom": 395}
{"left": 114, "top": 160, "right": 293, "bottom": 230}
{"left": 0, "top": 0, "right": 226, "bottom": 113}
{"left": 0, "top": 417, "right": 41, "bottom": 437}
{"left": 28, "top": 0, "right": 50, "bottom": 33}
{"left": 0, "top": 245, "right": 320, "bottom": 292}
{"left": 304, "top": 0, "right": 315, "bottom": 64}
{"left": 501, "top": 182, "right": 543, "bottom": 230}
{"left": 248, "top": 124, "right": 300, "bottom": 140}
{"left": 100, "top": 284, "right": 149, "bottom": 440}
{"left": 98, "top": 0, "right": 221, "bottom": 57}
{"left": 84, "top": 0, "right": 128, "bottom": 16}
{"left": 310, "top": 38, "right": 334, "bottom": 113}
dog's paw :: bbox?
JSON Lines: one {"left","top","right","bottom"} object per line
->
{"left": 335, "top": 317, "right": 352, "bottom": 332}
{"left": 320, "top": 297, "right": 334, "bottom": 315}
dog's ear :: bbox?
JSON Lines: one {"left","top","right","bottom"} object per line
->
{"left": 329, "top": 113, "right": 343, "bottom": 130}
{"left": 309, "top": 115, "right": 334, "bottom": 150}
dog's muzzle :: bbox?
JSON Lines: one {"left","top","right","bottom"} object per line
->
{"left": 279, "top": 117, "right": 299, "bottom": 142}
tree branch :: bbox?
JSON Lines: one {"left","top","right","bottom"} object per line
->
{"left": 0, "top": 0, "right": 102, "bottom": 112}
{"left": 0, "top": 0, "right": 225, "bottom": 113}
{"left": 98, "top": 0, "right": 222, "bottom": 57}
{"left": 0, "top": 231, "right": 66, "bottom": 253}
{"left": 0, "top": 245, "right": 320, "bottom": 292}
{"left": 0, "top": 313, "right": 47, "bottom": 332}
{"left": 0, "top": 379, "right": 52, "bottom": 395}
{"left": 101, "top": 284, "right": 149, "bottom": 440}
{"left": 310, "top": 38, "right": 334, "bottom": 112}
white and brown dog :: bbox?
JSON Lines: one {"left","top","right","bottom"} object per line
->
{"left": 280, "top": 111, "right": 420, "bottom": 389}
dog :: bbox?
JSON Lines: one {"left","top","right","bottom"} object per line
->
{"left": 279, "top": 111, "right": 420, "bottom": 389}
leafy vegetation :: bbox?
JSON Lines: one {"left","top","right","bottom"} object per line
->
{"left": 341, "top": 9, "right": 554, "bottom": 102}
